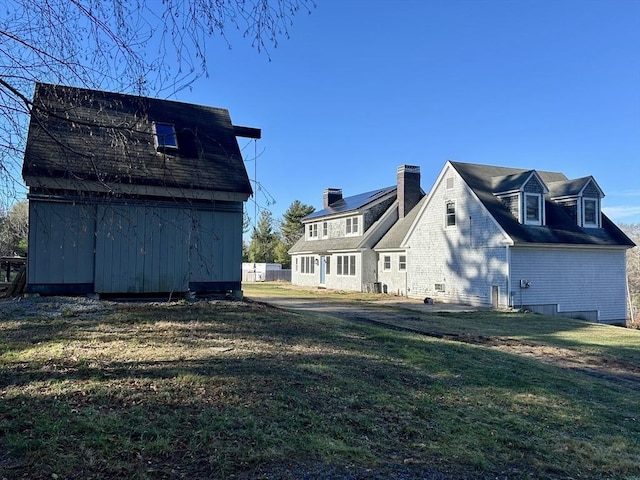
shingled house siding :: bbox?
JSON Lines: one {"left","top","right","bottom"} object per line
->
{"left": 406, "top": 166, "right": 510, "bottom": 306}
{"left": 377, "top": 251, "right": 408, "bottom": 295}
{"left": 291, "top": 255, "right": 318, "bottom": 287}
{"left": 510, "top": 247, "right": 628, "bottom": 324}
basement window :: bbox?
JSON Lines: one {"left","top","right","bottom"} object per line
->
{"left": 153, "top": 122, "right": 178, "bottom": 150}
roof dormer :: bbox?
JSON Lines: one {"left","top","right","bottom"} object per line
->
{"left": 548, "top": 176, "right": 604, "bottom": 228}
{"left": 493, "top": 170, "right": 549, "bottom": 226}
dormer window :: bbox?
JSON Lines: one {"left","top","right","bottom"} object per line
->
{"left": 308, "top": 223, "right": 318, "bottom": 239}
{"left": 153, "top": 122, "right": 178, "bottom": 150}
{"left": 524, "top": 193, "right": 542, "bottom": 225}
{"left": 494, "top": 170, "right": 548, "bottom": 227}
{"left": 548, "top": 176, "right": 603, "bottom": 229}
{"left": 346, "top": 217, "right": 359, "bottom": 235}
{"left": 583, "top": 198, "right": 599, "bottom": 227}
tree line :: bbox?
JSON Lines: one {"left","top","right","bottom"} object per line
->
{"left": 620, "top": 223, "right": 640, "bottom": 325}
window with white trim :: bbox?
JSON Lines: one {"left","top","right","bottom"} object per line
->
{"left": 322, "top": 221, "right": 328, "bottom": 237}
{"left": 346, "top": 217, "right": 359, "bottom": 235}
{"left": 325, "top": 256, "right": 331, "bottom": 275}
{"left": 583, "top": 198, "right": 598, "bottom": 227}
{"left": 445, "top": 200, "right": 456, "bottom": 228}
{"left": 308, "top": 224, "right": 318, "bottom": 239}
{"left": 336, "top": 255, "right": 356, "bottom": 276}
{"left": 399, "top": 255, "right": 406, "bottom": 271}
{"left": 383, "top": 256, "right": 391, "bottom": 270}
{"left": 300, "top": 256, "right": 315, "bottom": 274}
{"left": 524, "top": 193, "right": 542, "bottom": 225}
{"left": 153, "top": 123, "right": 178, "bottom": 150}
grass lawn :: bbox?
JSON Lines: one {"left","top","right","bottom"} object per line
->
{"left": 1, "top": 284, "right": 639, "bottom": 479}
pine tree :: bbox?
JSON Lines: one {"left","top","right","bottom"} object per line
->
{"left": 247, "top": 210, "right": 278, "bottom": 263}
{"left": 280, "top": 200, "right": 315, "bottom": 249}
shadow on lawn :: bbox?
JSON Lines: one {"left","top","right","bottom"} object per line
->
{"left": 2, "top": 300, "right": 640, "bottom": 479}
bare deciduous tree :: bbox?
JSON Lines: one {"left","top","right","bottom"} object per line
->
{"left": 620, "top": 223, "right": 640, "bottom": 325}
{"left": 0, "top": 0, "right": 314, "bottom": 204}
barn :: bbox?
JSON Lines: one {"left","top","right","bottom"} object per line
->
{"left": 22, "top": 83, "right": 259, "bottom": 297}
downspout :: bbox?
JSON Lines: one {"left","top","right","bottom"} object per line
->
{"left": 506, "top": 244, "right": 511, "bottom": 308}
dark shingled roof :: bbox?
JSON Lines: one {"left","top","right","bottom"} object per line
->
{"left": 491, "top": 170, "right": 538, "bottom": 194}
{"left": 304, "top": 187, "right": 397, "bottom": 220}
{"left": 450, "top": 162, "right": 634, "bottom": 247}
{"left": 548, "top": 176, "right": 596, "bottom": 198}
{"left": 22, "top": 83, "right": 253, "bottom": 196}
{"left": 374, "top": 196, "right": 427, "bottom": 250}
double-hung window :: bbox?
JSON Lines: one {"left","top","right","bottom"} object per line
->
{"left": 583, "top": 198, "right": 598, "bottom": 227}
{"left": 383, "top": 256, "right": 391, "bottom": 271}
{"left": 337, "top": 255, "right": 356, "bottom": 276}
{"left": 524, "top": 193, "right": 542, "bottom": 225}
{"left": 300, "top": 256, "right": 315, "bottom": 274}
{"left": 398, "top": 255, "right": 406, "bottom": 271}
{"left": 346, "top": 217, "right": 359, "bottom": 235}
{"left": 445, "top": 201, "right": 456, "bottom": 228}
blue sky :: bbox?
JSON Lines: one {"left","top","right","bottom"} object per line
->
{"left": 171, "top": 0, "right": 640, "bottom": 229}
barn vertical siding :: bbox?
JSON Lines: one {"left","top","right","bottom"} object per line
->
{"left": 28, "top": 200, "right": 95, "bottom": 290}
{"left": 510, "top": 247, "right": 628, "bottom": 323}
{"left": 405, "top": 166, "right": 510, "bottom": 306}
{"left": 190, "top": 207, "right": 243, "bottom": 285}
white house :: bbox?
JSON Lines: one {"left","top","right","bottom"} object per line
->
{"left": 291, "top": 161, "right": 635, "bottom": 325}
{"left": 289, "top": 165, "right": 424, "bottom": 292}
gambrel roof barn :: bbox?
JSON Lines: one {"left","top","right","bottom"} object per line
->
{"left": 23, "top": 83, "right": 259, "bottom": 296}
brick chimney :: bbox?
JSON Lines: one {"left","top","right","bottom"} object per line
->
{"left": 397, "top": 165, "right": 421, "bottom": 218}
{"left": 323, "top": 188, "right": 343, "bottom": 209}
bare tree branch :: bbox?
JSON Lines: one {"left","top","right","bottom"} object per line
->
{"left": 0, "top": 0, "right": 315, "bottom": 207}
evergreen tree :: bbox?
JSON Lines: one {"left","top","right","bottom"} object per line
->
{"left": 247, "top": 210, "right": 278, "bottom": 263}
{"left": 280, "top": 200, "right": 315, "bottom": 249}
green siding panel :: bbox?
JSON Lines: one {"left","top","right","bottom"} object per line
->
{"left": 28, "top": 201, "right": 95, "bottom": 285}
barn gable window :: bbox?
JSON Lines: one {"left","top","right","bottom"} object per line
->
{"left": 153, "top": 123, "right": 178, "bottom": 151}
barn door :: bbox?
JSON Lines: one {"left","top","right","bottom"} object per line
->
{"left": 94, "top": 205, "right": 190, "bottom": 293}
